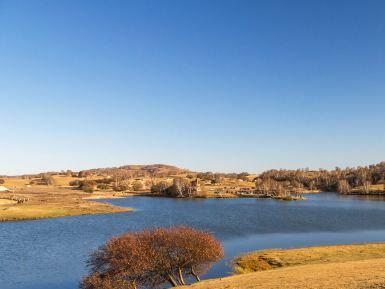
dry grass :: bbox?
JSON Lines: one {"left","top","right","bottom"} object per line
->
{"left": 182, "top": 243, "right": 385, "bottom": 289}
{"left": 0, "top": 200, "right": 131, "bottom": 222}
{"left": 0, "top": 199, "right": 17, "bottom": 205}
{"left": 2, "top": 175, "right": 97, "bottom": 189}
{"left": 0, "top": 173, "right": 254, "bottom": 221}
{"left": 2, "top": 177, "right": 31, "bottom": 188}
{"left": 183, "top": 258, "right": 385, "bottom": 289}
{"left": 233, "top": 243, "right": 385, "bottom": 274}
{"left": 0, "top": 178, "right": 132, "bottom": 222}
{"left": 351, "top": 184, "right": 385, "bottom": 194}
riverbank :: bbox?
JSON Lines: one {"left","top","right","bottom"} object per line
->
{"left": 184, "top": 258, "right": 385, "bottom": 289}
{"left": 233, "top": 242, "right": 385, "bottom": 273}
{"left": 184, "top": 243, "right": 385, "bottom": 289}
{"left": 0, "top": 187, "right": 132, "bottom": 222}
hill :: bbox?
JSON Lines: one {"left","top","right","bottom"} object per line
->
{"left": 78, "top": 164, "right": 192, "bottom": 178}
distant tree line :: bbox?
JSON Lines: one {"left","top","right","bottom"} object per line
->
{"left": 69, "top": 178, "right": 146, "bottom": 193}
{"left": 151, "top": 178, "right": 202, "bottom": 198}
{"left": 255, "top": 162, "right": 385, "bottom": 195}
{"left": 196, "top": 172, "right": 250, "bottom": 184}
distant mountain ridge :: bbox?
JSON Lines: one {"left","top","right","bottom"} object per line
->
{"left": 78, "top": 164, "right": 192, "bottom": 178}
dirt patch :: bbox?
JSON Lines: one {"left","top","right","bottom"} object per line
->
{"left": 0, "top": 199, "right": 17, "bottom": 205}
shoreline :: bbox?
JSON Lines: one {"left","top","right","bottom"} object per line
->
{"left": 183, "top": 242, "right": 385, "bottom": 289}
{"left": 233, "top": 242, "right": 385, "bottom": 274}
{"left": 2, "top": 188, "right": 385, "bottom": 223}
{"left": 0, "top": 208, "right": 132, "bottom": 223}
{"left": 0, "top": 189, "right": 133, "bottom": 223}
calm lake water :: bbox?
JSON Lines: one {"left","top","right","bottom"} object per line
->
{"left": 2, "top": 193, "right": 385, "bottom": 289}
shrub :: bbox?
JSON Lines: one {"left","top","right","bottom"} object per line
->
{"left": 0, "top": 179, "right": 4, "bottom": 185}
{"left": 112, "top": 184, "right": 129, "bottom": 192}
{"left": 82, "top": 185, "right": 94, "bottom": 193}
{"left": 78, "top": 180, "right": 96, "bottom": 193}
{"left": 132, "top": 181, "right": 143, "bottom": 191}
{"left": 80, "top": 226, "right": 223, "bottom": 289}
{"left": 69, "top": 180, "right": 81, "bottom": 187}
{"left": 97, "top": 183, "right": 109, "bottom": 190}
{"left": 150, "top": 181, "right": 169, "bottom": 194}
{"left": 95, "top": 178, "right": 114, "bottom": 184}
{"left": 41, "top": 175, "right": 55, "bottom": 185}
{"left": 237, "top": 172, "right": 250, "bottom": 181}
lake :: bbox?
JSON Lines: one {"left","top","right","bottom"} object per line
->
{"left": 2, "top": 193, "right": 385, "bottom": 289}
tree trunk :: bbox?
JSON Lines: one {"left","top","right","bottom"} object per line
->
{"left": 178, "top": 268, "right": 186, "bottom": 285}
{"left": 191, "top": 267, "right": 200, "bottom": 282}
{"left": 167, "top": 274, "right": 179, "bottom": 287}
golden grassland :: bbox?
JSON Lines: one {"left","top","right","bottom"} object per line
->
{"left": 184, "top": 243, "right": 385, "bottom": 289}
{"left": 351, "top": 184, "right": 385, "bottom": 194}
{"left": 0, "top": 173, "right": 256, "bottom": 222}
{"left": 184, "top": 258, "right": 385, "bottom": 289}
{"left": 1, "top": 173, "right": 383, "bottom": 222}
{"left": 0, "top": 174, "right": 259, "bottom": 221}
{"left": 233, "top": 243, "right": 385, "bottom": 273}
{"left": 0, "top": 176, "right": 132, "bottom": 222}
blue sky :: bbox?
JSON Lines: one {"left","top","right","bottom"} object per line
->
{"left": 1, "top": 0, "right": 384, "bottom": 175}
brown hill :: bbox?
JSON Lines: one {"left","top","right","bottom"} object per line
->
{"left": 79, "top": 164, "right": 192, "bottom": 178}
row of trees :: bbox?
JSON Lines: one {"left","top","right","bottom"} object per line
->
{"left": 80, "top": 226, "right": 223, "bottom": 289}
{"left": 28, "top": 174, "right": 55, "bottom": 186}
{"left": 256, "top": 162, "right": 385, "bottom": 194}
{"left": 254, "top": 178, "right": 294, "bottom": 197}
{"left": 151, "top": 178, "right": 201, "bottom": 198}
{"left": 196, "top": 172, "right": 250, "bottom": 184}
{"left": 69, "top": 178, "right": 146, "bottom": 193}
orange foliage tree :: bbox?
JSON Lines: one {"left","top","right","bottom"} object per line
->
{"left": 80, "top": 226, "right": 223, "bottom": 289}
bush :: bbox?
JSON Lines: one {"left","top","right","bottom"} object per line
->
{"left": 69, "top": 180, "right": 97, "bottom": 192}
{"left": 97, "top": 183, "right": 109, "bottom": 190}
{"left": 132, "top": 181, "right": 144, "bottom": 191}
{"left": 69, "top": 180, "right": 81, "bottom": 187}
{"left": 96, "top": 178, "right": 114, "bottom": 184}
{"left": 150, "top": 181, "right": 169, "bottom": 194}
{"left": 41, "top": 175, "right": 55, "bottom": 185}
{"left": 82, "top": 185, "right": 94, "bottom": 193}
{"left": 112, "top": 184, "right": 128, "bottom": 192}
{"left": 79, "top": 180, "right": 96, "bottom": 193}
{"left": 80, "top": 226, "right": 223, "bottom": 289}
{"left": 237, "top": 172, "right": 250, "bottom": 181}
{"left": 0, "top": 179, "right": 4, "bottom": 185}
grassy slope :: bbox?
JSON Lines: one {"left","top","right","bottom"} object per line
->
{"left": 184, "top": 258, "right": 385, "bottom": 289}
{"left": 184, "top": 243, "right": 385, "bottom": 289}
{"left": 0, "top": 176, "right": 132, "bottom": 222}
{"left": 233, "top": 243, "right": 385, "bottom": 273}
{"left": 0, "top": 201, "right": 131, "bottom": 222}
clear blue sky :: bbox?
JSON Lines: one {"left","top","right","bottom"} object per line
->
{"left": 1, "top": 0, "right": 384, "bottom": 175}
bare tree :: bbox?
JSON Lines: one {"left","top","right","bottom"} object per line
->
{"left": 337, "top": 179, "right": 351, "bottom": 194}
